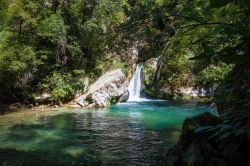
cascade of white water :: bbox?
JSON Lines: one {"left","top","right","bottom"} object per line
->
{"left": 127, "top": 64, "right": 143, "bottom": 101}
{"left": 155, "top": 55, "right": 164, "bottom": 80}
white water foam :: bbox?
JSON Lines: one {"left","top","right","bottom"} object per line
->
{"left": 127, "top": 64, "right": 144, "bottom": 101}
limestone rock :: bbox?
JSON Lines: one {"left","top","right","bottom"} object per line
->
{"left": 75, "top": 69, "right": 129, "bottom": 107}
{"left": 158, "top": 86, "right": 212, "bottom": 99}
{"left": 119, "top": 90, "right": 129, "bottom": 102}
{"left": 175, "top": 87, "right": 212, "bottom": 97}
{"left": 33, "top": 93, "right": 51, "bottom": 104}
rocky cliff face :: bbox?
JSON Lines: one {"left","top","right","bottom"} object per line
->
{"left": 73, "top": 69, "right": 129, "bottom": 107}
{"left": 144, "top": 56, "right": 165, "bottom": 96}
{"left": 166, "top": 59, "right": 250, "bottom": 166}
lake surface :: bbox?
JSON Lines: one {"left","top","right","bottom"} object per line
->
{"left": 0, "top": 101, "right": 215, "bottom": 166}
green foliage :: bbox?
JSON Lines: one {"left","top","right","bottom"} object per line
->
{"left": 197, "top": 64, "right": 233, "bottom": 86}
{"left": 109, "top": 96, "right": 120, "bottom": 105}
{"left": 0, "top": 0, "right": 129, "bottom": 102}
{"left": 38, "top": 14, "right": 68, "bottom": 42}
{"left": 167, "top": 0, "right": 249, "bottom": 66}
{"left": 39, "top": 72, "right": 74, "bottom": 104}
{"left": 0, "top": 0, "right": 249, "bottom": 105}
{"left": 0, "top": 0, "right": 9, "bottom": 27}
{"left": 0, "top": 44, "right": 40, "bottom": 88}
{"left": 95, "top": 54, "right": 129, "bottom": 77}
{"left": 153, "top": 0, "right": 249, "bottom": 96}
{"left": 159, "top": 52, "right": 193, "bottom": 89}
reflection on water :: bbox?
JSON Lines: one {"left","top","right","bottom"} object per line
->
{"left": 0, "top": 101, "right": 214, "bottom": 166}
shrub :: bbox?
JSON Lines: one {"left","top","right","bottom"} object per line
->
{"left": 196, "top": 64, "right": 233, "bottom": 87}
{"left": 39, "top": 72, "right": 74, "bottom": 104}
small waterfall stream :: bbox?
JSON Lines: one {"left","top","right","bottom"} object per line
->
{"left": 127, "top": 64, "right": 144, "bottom": 101}
{"left": 127, "top": 56, "right": 165, "bottom": 102}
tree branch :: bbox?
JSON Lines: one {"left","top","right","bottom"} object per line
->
{"left": 118, "top": 14, "right": 237, "bottom": 33}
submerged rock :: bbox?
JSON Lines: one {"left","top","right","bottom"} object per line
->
{"left": 74, "top": 69, "right": 129, "bottom": 107}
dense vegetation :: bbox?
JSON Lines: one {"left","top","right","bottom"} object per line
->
{"left": 0, "top": 0, "right": 129, "bottom": 103}
{"left": 0, "top": 0, "right": 249, "bottom": 165}
{"left": 0, "top": 0, "right": 249, "bottom": 104}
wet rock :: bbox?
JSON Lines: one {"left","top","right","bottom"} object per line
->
{"left": 119, "top": 90, "right": 129, "bottom": 102}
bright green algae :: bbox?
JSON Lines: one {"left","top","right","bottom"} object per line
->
{"left": 0, "top": 101, "right": 215, "bottom": 166}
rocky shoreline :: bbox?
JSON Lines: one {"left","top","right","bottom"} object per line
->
{"left": 166, "top": 60, "right": 250, "bottom": 166}
{"left": 1, "top": 66, "right": 216, "bottom": 117}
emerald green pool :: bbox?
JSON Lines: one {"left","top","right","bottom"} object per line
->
{"left": 0, "top": 101, "right": 215, "bottom": 166}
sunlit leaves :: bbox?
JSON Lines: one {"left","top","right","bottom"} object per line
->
{"left": 38, "top": 14, "right": 68, "bottom": 42}
{"left": 39, "top": 72, "right": 74, "bottom": 103}
{"left": 0, "top": 0, "right": 9, "bottom": 28}
{"left": 197, "top": 64, "right": 233, "bottom": 85}
{"left": 0, "top": 45, "right": 39, "bottom": 83}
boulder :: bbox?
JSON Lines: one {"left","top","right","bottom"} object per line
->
{"left": 33, "top": 93, "right": 51, "bottom": 104}
{"left": 166, "top": 113, "right": 223, "bottom": 166}
{"left": 166, "top": 112, "right": 250, "bottom": 166}
{"left": 119, "top": 90, "right": 129, "bottom": 102}
{"left": 75, "top": 69, "right": 129, "bottom": 107}
{"left": 180, "top": 112, "right": 222, "bottom": 137}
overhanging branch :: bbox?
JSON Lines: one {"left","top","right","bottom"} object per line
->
{"left": 118, "top": 13, "right": 238, "bottom": 33}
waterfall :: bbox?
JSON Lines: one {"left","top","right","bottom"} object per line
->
{"left": 127, "top": 64, "right": 144, "bottom": 101}
{"left": 154, "top": 55, "right": 164, "bottom": 81}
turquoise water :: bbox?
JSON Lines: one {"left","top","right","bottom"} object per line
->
{"left": 0, "top": 101, "right": 215, "bottom": 166}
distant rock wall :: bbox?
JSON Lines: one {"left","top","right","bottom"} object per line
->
{"left": 175, "top": 87, "right": 212, "bottom": 97}
{"left": 158, "top": 86, "right": 212, "bottom": 99}
{"left": 144, "top": 56, "right": 165, "bottom": 96}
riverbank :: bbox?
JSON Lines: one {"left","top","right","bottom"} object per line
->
{"left": 0, "top": 102, "right": 59, "bottom": 115}
{"left": 0, "top": 96, "right": 215, "bottom": 116}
